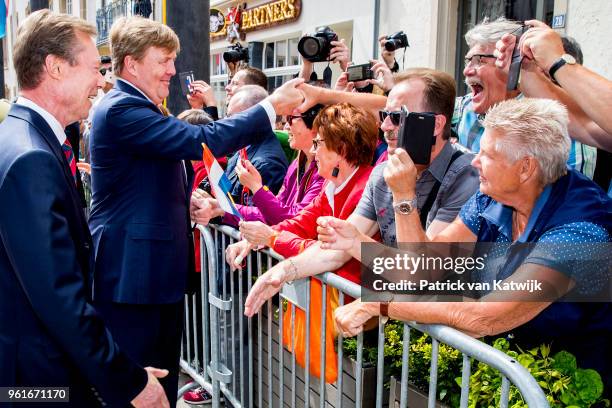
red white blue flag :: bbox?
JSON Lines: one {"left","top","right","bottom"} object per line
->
{"left": 201, "top": 143, "right": 242, "bottom": 219}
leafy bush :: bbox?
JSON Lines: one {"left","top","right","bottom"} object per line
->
{"left": 342, "top": 322, "right": 608, "bottom": 407}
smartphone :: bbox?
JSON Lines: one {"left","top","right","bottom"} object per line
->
{"left": 346, "top": 63, "right": 373, "bottom": 82}
{"left": 397, "top": 109, "right": 436, "bottom": 165}
{"left": 179, "top": 71, "right": 195, "bottom": 96}
{"left": 507, "top": 24, "right": 529, "bottom": 91}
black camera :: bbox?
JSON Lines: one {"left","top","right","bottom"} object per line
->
{"left": 223, "top": 43, "right": 249, "bottom": 63}
{"left": 384, "top": 31, "right": 409, "bottom": 52}
{"left": 297, "top": 26, "right": 338, "bottom": 62}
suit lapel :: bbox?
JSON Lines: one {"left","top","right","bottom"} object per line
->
{"left": 8, "top": 105, "right": 89, "bottom": 231}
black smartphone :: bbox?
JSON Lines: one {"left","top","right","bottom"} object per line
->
{"left": 346, "top": 63, "right": 373, "bottom": 82}
{"left": 397, "top": 109, "right": 436, "bottom": 165}
{"left": 507, "top": 24, "right": 529, "bottom": 91}
{"left": 179, "top": 71, "right": 195, "bottom": 96}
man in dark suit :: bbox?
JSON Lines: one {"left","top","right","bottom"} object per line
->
{"left": 88, "top": 16, "right": 303, "bottom": 406}
{"left": 0, "top": 10, "right": 168, "bottom": 407}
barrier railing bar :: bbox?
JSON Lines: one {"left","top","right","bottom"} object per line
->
{"left": 399, "top": 323, "right": 410, "bottom": 408}
{"left": 355, "top": 331, "right": 364, "bottom": 408}
{"left": 501, "top": 375, "right": 510, "bottom": 408}
{"left": 460, "top": 353, "right": 471, "bottom": 408}
{"left": 278, "top": 294, "right": 285, "bottom": 407}
{"left": 375, "top": 317, "right": 385, "bottom": 408}
{"left": 319, "top": 282, "right": 327, "bottom": 407}
{"left": 290, "top": 304, "right": 296, "bottom": 408}
{"left": 428, "top": 338, "right": 440, "bottom": 408}
{"left": 337, "top": 291, "right": 345, "bottom": 408}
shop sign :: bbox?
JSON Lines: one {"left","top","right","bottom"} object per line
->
{"left": 241, "top": 0, "right": 301, "bottom": 32}
{"left": 210, "top": 8, "right": 226, "bottom": 34}
{"left": 210, "top": 0, "right": 301, "bottom": 41}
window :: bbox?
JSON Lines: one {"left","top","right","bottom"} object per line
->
{"left": 289, "top": 37, "right": 300, "bottom": 66}
{"left": 66, "top": 0, "right": 72, "bottom": 14}
{"left": 211, "top": 53, "right": 228, "bottom": 76}
{"left": 263, "top": 37, "right": 301, "bottom": 69}
{"left": 264, "top": 42, "right": 275, "bottom": 69}
{"left": 275, "top": 40, "right": 287, "bottom": 67}
{"left": 81, "top": 0, "right": 87, "bottom": 19}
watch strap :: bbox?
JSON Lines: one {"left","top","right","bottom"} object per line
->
{"left": 380, "top": 302, "right": 389, "bottom": 317}
{"left": 549, "top": 55, "right": 574, "bottom": 83}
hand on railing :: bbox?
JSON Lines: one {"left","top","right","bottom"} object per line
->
{"left": 131, "top": 367, "right": 170, "bottom": 408}
{"left": 225, "top": 239, "right": 256, "bottom": 271}
{"left": 244, "top": 260, "right": 291, "bottom": 317}
{"left": 334, "top": 298, "right": 379, "bottom": 338}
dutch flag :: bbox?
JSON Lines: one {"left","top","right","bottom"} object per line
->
{"left": 201, "top": 143, "right": 242, "bottom": 219}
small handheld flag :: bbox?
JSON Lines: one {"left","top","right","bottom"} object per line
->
{"left": 201, "top": 143, "right": 242, "bottom": 219}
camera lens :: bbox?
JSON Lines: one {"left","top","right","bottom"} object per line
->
{"left": 384, "top": 40, "right": 398, "bottom": 52}
{"left": 298, "top": 37, "right": 322, "bottom": 60}
{"left": 223, "top": 50, "right": 240, "bottom": 63}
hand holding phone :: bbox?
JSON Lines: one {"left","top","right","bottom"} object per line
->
{"left": 346, "top": 62, "right": 374, "bottom": 82}
{"left": 507, "top": 24, "right": 529, "bottom": 91}
{"left": 179, "top": 71, "right": 195, "bottom": 96}
{"left": 397, "top": 107, "right": 436, "bottom": 165}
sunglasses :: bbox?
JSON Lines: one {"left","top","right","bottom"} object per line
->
{"left": 99, "top": 67, "right": 113, "bottom": 76}
{"left": 379, "top": 110, "right": 402, "bottom": 126}
{"left": 312, "top": 138, "right": 325, "bottom": 150}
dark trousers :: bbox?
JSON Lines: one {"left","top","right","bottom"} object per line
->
{"left": 94, "top": 301, "right": 184, "bottom": 407}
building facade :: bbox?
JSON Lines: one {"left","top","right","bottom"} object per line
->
{"left": 2, "top": 0, "right": 611, "bottom": 102}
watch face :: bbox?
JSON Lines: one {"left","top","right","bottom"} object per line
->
{"left": 398, "top": 202, "right": 412, "bottom": 214}
{"left": 563, "top": 54, "right": 576, "bottom": 64}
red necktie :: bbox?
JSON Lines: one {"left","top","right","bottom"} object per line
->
{"left": 62, "top": 139, "right": 77, "bottom": 185}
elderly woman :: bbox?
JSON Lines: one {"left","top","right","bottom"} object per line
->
{"left": 226, "top": 103, "right": 378, "bottom": 383}
{"left": 321, "top": 98, "right": 611, "bottom": 390}
{"left": 195, "top": 104, "right": 325, "bottom": 228}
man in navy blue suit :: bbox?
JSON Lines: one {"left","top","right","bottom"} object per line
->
{"left": 0, "top": 10, "right": 168, "bottom": 407}
{"left": 88, "top": 16, "right": 303, "bottom": 405}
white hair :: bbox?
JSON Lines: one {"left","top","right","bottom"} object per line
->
{"left": 482, "top": 98, "right": 570, "bottom": 185}
{"left": 465, "top": 17, "right": 522, "bottom": 48}
{"left": 230, "top": 85, "right": 268, "bottom": 111}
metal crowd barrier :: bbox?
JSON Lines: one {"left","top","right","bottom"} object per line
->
{"left": 179, "top": 224, "right": 550, "bottom": 408}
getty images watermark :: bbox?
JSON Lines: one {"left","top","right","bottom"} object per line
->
{"left": 360, "top": 242, "right": 611, "bottom": 302}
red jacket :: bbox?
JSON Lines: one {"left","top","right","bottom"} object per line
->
{"left": 271, "top": 165, "right": 374, "bottom": 285}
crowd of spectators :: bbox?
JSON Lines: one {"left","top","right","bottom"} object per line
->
{"left": 1, "top": 9, "right": 610, "bottom": 408}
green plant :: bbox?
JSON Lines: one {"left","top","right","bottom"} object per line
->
{"left": 342, "top": 322, "right": 608, "bottom": 407}
{"left": 460, "top": 338, "right": 607, "bottom": 407}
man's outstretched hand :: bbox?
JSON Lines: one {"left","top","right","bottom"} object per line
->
{"left": 131, "top": 367, "right": 170, "bottom": 408}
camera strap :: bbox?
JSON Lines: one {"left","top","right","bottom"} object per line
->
{"left": 323, "top": 61, "right": 333, "bottom": 87}
{"left": 419, "top": 150, "right": 463, "bottom": 228}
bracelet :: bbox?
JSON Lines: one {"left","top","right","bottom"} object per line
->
{"left": 268, "top": 230, "right": 279, "bottom": 248}
{"left": 285, "top": 258, "right": 299, "bottom": 283}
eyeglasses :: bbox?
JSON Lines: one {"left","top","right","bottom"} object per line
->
{"left": 464, "top": 54, "right": 496, "bottom": 68}
{"left": 312, "top": 138, "right": 325, "bottom": 150}
{"left": 287, "top": 115, "right": 303, "bottom": 126}
{"left": 379, "top": 110, "right": 402, "bottom": 126}
{"left": 99, "top": 67, "right": 112, "bottom": 76}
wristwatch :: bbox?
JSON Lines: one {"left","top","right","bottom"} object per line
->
{"left": 393, "top": 197, "right": 418, "bottom": 215}
{"left": 548, "top": 54, "right": 576, "bottom": 84}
